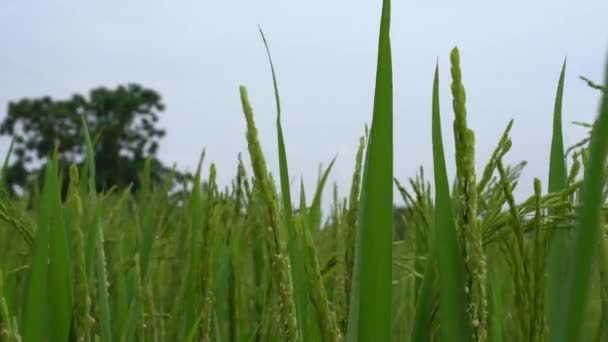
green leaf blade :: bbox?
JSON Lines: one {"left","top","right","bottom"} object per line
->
{"left": 347, "top": 0, "right": 393, "bottom": 340}
{"left": 431, "top": 63, "right": 468, "bottom": 342}
{"left": 46, "top": 155, "right": 72, "bottom": 342}
{"left": 22, "top": 169, "right": 52, "bottom": 342}
{"left": 546, "top": 60, "right": 569, "bottom": 337}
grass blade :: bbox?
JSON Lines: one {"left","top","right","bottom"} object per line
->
{"left": 546, "top": 59, "right": 568, "bottom": 336}
{"left": 259, "top": 27, "right": 309, "bottom": 341}
{"left": 548, "top": 59, "right": 568, "bottom": 194}
{"left": 431, "top": 63, "right": 468, "bottom": 342}
{"left": 346, "top": 0, "right": 393, "bottom": 339}
{"left": 22, "top": 167, "right": 52, "bottom": 342}
{"left": 309, "top": 157, "right": 337, "bottom": 230}
{"left": 258, "top": 27, "right": 293, "bottom": 220}
{"left": 46, "top": 154, "right": 72, "bottom": 342}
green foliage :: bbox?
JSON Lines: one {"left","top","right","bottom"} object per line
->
{"left": 0, "top": 83, "right": 187, "bottom": 195}
{"left": 1, "top": 2, "right": 607, "bottom": 341}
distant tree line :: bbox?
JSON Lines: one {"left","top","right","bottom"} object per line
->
{"left": 0, "top": 83, "right": 190, "bottom": 196}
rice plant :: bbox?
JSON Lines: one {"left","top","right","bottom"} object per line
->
{"left": 0, "top": 0, "right": 607, "bottom": 341}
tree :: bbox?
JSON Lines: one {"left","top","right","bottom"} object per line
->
{"left": 0, "top": 83, "right": 185, "bottom": 194}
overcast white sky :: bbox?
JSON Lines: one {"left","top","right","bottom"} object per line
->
{"left": 0, "top": 1, "right": 607, "bottom": 205}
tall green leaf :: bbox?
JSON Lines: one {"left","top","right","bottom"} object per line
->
{"left": 546, "top": 60, "right": 568, "bottom": 336}
{"left": 258, "top": 27, "right": 293, "bottom": 221}
{"left": 309, "top": 157, "right": 337, "bottom": 230}
{"left": 47, "top": 155, "right": 72, "bottom": 342}
{"left": 22, "top": 167, "right": 51, "bottom": 342}
{"left": 259, "top": 27, "right": 308, "bottom": 341}
{"left": 346, "top": 0, "right": 393, "bottom": 339}
{"left": 430, "top": 63, "right": 468, "bottom": 342}
{"left": 548, "top": 59, "right": 568, "bottom": 193}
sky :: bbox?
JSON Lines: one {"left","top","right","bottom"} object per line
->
{"left": 0, "top": 1, "right": 607, "bottom": 205}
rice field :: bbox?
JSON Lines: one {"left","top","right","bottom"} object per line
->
{"left": 1, "top": 0, "right": 608, "bottom": 341}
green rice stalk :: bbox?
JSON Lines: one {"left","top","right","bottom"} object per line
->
{"left": 497, "top": 158, "right": 531, "bottom": 337}
{"left": 342, "top": 132, "right": 366, "bottom": 332}
{"left": 238, "top": 154, "right": 249, "bottom": 207}
{"left": 137, "top": 158, "right": 162, "bottom": 280}
{"left": 145, "top": 284, "right": 159, "bottom": 341}
{"left": 394, "top": 175, "right": 432, "bottom": 267}
{"left": 111, "top": 224, "right": 129, "bottom": 341}
{"left": 199, "top": 164, "right": 217, "bottom": 342}
{"left": 333, "top": 196, "right": 348, "bottom": 335}
{"left": 332, "top": 182, "right": 339, "bottom": 227}
{"left": 233, "top": 209, "right": 251, "bottom": 340}
{"left": 239, "top": 85, "right": 298, "bottom": 341}
{"left": 300, "top": 219, "right": 342, "bottom": 342}
{"left": 226, "top": 232, "right": 239, "bottom": 342}
{"left": 477, "top": 120, "right": 513, "bottom": 197}
{"left": 94, "top": 202, "right": 112, "bottom": 342}
{"left": 530, "top": 178, "right": 548, "bottom": 341}
{"left": 579, "top": 76, "right": 607, "bottom": 92}
{"left": 486, "top": 248, "right": 504, "bottom": 342}
{"left": 170, "top": 157, "right": 205, "bottom": 340}
{"left": 565, "top": 157, "right": 581, "bottom": 188}
{"left": 450, "top": 47, "right": 486, "bottom": 341}
{"left": 81, "top": 114, "right": 112, "bottom": 342}
{"left": 123, "top": 163, "right": 171, "bottom": 341}
{"left": 129, "top": 255, "right": 143, "bottom": 339}
{"left": 67, "top": 165, "right": 93, "bottom": 341}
